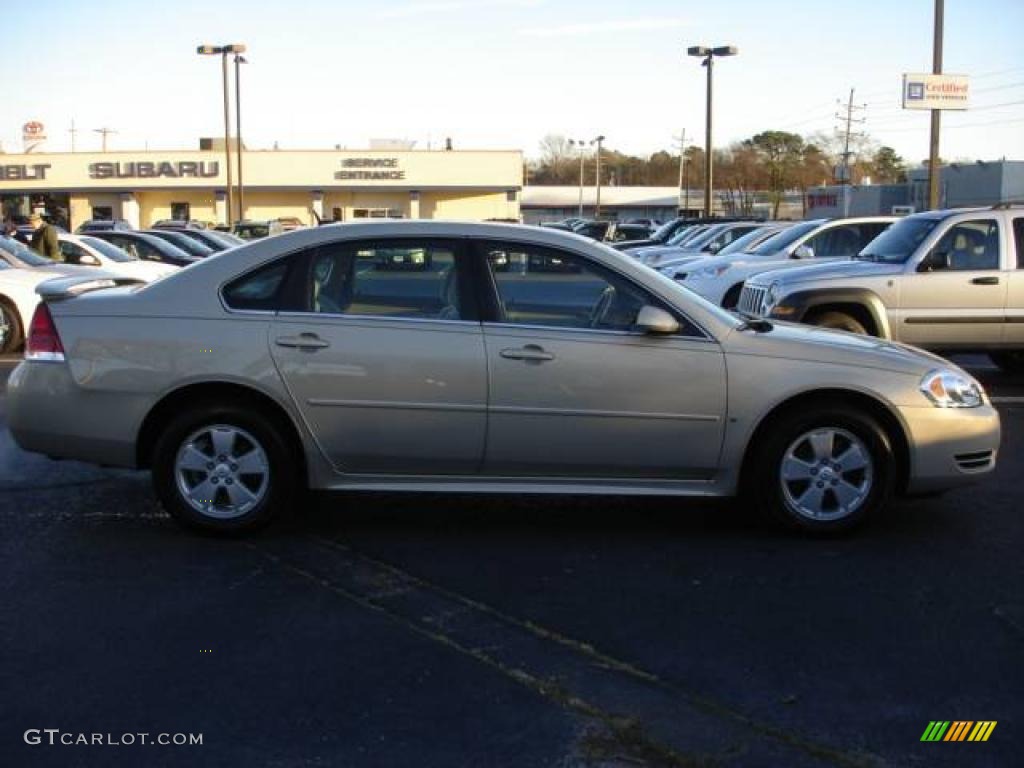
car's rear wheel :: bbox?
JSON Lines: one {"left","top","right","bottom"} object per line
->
{"left": 991, "top": 351, "right": 1024, "bottom": 375}
{"left": 746, "top": 405, "right": 894, "bottom": 533}
{"left": 813, "top": 310, "right": 868, "bottom": 335}
{"left": 0, "top": 299, "right": 23, "bottom": 354}
{"left": 152, "top": 404, "right": 296, "bottom": 534}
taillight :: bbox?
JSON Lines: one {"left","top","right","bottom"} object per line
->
{"left": 25, "top": 303, "right": 65, "bottom": 361}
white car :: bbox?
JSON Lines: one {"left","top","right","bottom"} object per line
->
{"left": 674, "top": 217, "right": 897, "bottom": 309}
{"left": 58, "top": 234, "right": 180, "bottom": 282}
{"left": 0, "top": 260, "right": 74, "bottom": 353}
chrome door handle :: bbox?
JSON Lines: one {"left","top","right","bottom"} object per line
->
{"left": 500, "top": 345, "right": 554, "bottom": 362}
{"left": 275, "top": 333, "right": 330, "bottom": 350}
{"left": 970, "top": 276, "right": 1000, "bottom": 285}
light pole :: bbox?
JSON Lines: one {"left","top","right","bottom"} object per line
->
{"left": 927, "top": 0, "right": 944, "bottom": 210}
{"left": 687, "top": 45, "right": 737, "bottom": 218}
{"left": 197, "top": 43, "right": 246, "bottom": 227}
{"left": 568, "top": 138, "right": 587, "bottom": 217}
{"left": 591, "top": 135, "right": 605, "bottom": 218}
{"left": 234, "top": 54, "right": 247, "bottom": 222}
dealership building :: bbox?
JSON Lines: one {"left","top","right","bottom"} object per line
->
{"left": 0, "top": 145, "right": 523, "bottom": 229}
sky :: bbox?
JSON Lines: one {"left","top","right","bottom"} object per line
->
{"left": 3, "top": 0, "right": 1023, "bottom": 168}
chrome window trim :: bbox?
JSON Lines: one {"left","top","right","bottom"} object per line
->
{"left": 480, "top": 320, "right": 716, "bottom": 343}
{"left": 274, "top": 310, "right": 481, "bottom": 327}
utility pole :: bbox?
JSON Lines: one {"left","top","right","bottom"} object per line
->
{"left": 93, "top": 127, "right": 117, "bottom": 152}
{"left": 835, "top": 88, "right": 866, "bottom": 216}
{"left": 68, "top": 120, "right": 78, "bottom": 152}
{"left": 927, "top": 0, "right": 944, "bottom": 210}
{"left": 674, "top": 128, "right": 688, "bottom": 215}
{"left": 592, "top": 135, "right": 605, "bottom": 218}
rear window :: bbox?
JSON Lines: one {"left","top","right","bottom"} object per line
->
{"left": 223, "top": 260, "right": 290, "bottom": 311}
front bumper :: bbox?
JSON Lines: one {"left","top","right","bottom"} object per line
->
{"left": 898, "top": 403, "right": 1001, "bottom": 494}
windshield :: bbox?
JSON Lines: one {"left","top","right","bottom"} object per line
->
{"left": 0, "top": 235, "right": 52, "bottom": 266}
{"left": 651, "top": 220, "right": 678, "bottom": 240}
{"left": 857, "top": 216, "right": 941, "bottom": 263}
{"left": 718, "top": 226, "right": 784, "bottom": 257}
{"left": 678, "top": 224, "right": 729, "bottom": 251}
{"left": 667, "top": 225, "right": 706, "bottom": 246}
{"left": 746, "top": 220, "right": 821, "bottom": 255}
{"left": 80, "top": 235, "right": 137, "bottom": 262}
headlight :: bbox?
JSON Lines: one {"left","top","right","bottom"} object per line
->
{"left": 695, "top": 264, "right": 731, "bottom": 279}
{"left": 920, "top": 370, "right": 984, "bottom": 408}
{"left": 761, "top": 282, "right": 782, "bottom": 313}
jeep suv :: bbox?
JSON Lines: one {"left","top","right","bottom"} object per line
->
{"left": 741, "top": 205, "right": 1024, "bottom": 372}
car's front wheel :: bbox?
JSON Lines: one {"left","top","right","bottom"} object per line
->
{"left": 813, "top": 310, "right": 868, "bottom": 335}
{"left": 747, "top": 405, "right": 894, "bottom": 533}
{"left": 151, "top": 404, "right": 297, "bottom": 534}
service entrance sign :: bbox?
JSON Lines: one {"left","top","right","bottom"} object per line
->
{"left": 902, "top": 73, "right": 969, "bottom": 110}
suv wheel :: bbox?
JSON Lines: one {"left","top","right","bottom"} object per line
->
{"left": 152, "top": 404, "right": 297, "bottom": 534}
{"left": 0, "top": 299, "right": 22, "bottom": 354}
{"left": 747, "top": 405, "right": 894, "bottom": 533}
{"left": 813, "top": 311, "right": 867, "bottom": 335}
{"left": 991, "top": 351, "right": 1024, "bottom": 375}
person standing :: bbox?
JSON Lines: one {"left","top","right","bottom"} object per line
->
{"left": 28, "top": 212, "right": 62, "bottom": 262}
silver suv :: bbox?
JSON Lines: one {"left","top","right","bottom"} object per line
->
{"left": 741, "top": 205, "right": 1024, "bottom": 372}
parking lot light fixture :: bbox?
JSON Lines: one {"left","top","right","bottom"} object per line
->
{"left": 688, "top": 44, "right": 738, "bottom": 218}
{"left": 197, "top": 43, "right": 247, "bottom": 228}
{"left": 234, "top": 54, "right": 247, "bottom": 222}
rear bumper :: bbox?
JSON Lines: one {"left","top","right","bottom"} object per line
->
{"left": 898, "top": 403, "right": 1001, "bottom": 494}
{"left": 6, "top": 361, "right": 141, "bottom": 468}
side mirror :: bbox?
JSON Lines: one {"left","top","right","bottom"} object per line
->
{"left": 635, "top": 305, "right": 680, "bottom": 335}
{"left": 792, "top": 244, "right": 814, "bottom": 260}
{"left": 706, "top": 241, "right": 722, "bottom": 254}
{"left": 918, "top": 250, "right": 950, "bottom": 272}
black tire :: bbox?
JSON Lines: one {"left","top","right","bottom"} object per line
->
{"left": 745, "top": 405, "right": 894, "bottom": 534}
{"left": 151, "top": 402, "right": 298, "bottom": 534}
{"left": 0, "top": 298, "right": 23, "bottom": 354}
{"left": 991, "top": 351, "right": 1024, "bottom": 375}
{"left": 813, "top": 310, "right": 868, "bottom": 335}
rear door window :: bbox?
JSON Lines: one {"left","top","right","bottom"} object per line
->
{"left": 930, "top": 219, "right": 1000, "bottom": 271}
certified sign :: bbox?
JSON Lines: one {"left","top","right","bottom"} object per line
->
{"left": 902, "top": 73, "right": 969, "bottom": 111}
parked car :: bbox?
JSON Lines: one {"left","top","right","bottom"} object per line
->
{"left": 233, "top": 220, "right": 285, "bottom": 240}
{"left": 174, "top": 228, "right": 245, "bottom": 252}
{"left": 612, "top": 217, "right": 758, "bottom": 251}
{"left": 539, "top": 218, "right": 585, "bottom": 231}
{"left": 625, "top": 218, "right": 661, "bottom": 228}
{"left": 657, "top": 224, "right": 793, "bottom": 281}
{"left": 143, "top": 229, "right": 217, "bottom": 259}
{"left": 680, "top": 217, "right": 896, "bottom": 309}
{"left": 627, "top": 223, "right": 714, "bottom": 259}
{"left": 570, "top": 220, "right": 613, "bottom": 240}
{"left": 605, "top": 223, "right": 654, "bottom": 243}
{"left": 635, "top": 222, "right": 763, "bottom": 267}
{"left": 75, "top": 219, "right": 134, "bottom": 233}
{"left": 276, "top": 217, "right": 305, "bottom": 232}
{"left": 57, "top": 234, "right": 179, "bottom": 281}
{"left": 151, "top": 219, "right": 208, "bottom": 230}
{"left": 85, "top": 231, "right": 200, "bottom": 267}
{"left": 743, "top": 204, "right": 1024, "bottom": 373}
{"left": 6, "top": 221, "right": 999, "bottom": 536}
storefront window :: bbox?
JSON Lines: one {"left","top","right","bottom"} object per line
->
{"left": 171, "top": 202, "right": 191, "bottom": 221}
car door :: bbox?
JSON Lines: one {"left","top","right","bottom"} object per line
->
{"left": 476, "top": 241, "right": 727, "bottom": 480}
{"left": 265, "top": 237, "right": 487, "bottom": 475}
{"left": 898, "top": 217, "right": 1008, "bottom": 347}
{"left": 100, "top": 235, "right": 142, "bottom": 261}
{"left": 1005, "top": 217, "right": 1024, "bottom": 344}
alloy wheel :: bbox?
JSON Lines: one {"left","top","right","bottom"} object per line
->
{"left": 779, "top": 428, "right": 874, "bottom": 521}
{"left": 174, "top": 424, "right": 270, "bottom": 520}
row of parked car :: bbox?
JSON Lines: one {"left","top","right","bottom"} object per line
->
{"left": 609, "top": 207, "right": 1024, "bottom": 373}
{"left": 0, "top": 221, "right": 250, "bottom": 353}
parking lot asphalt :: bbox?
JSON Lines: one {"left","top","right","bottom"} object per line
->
{"left": 0, "top": 353, "right": 1020, "bottom": 767}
